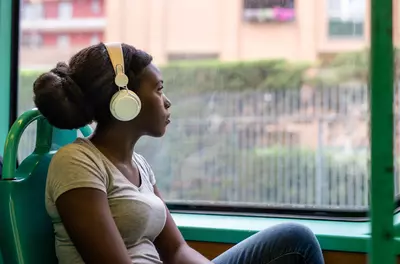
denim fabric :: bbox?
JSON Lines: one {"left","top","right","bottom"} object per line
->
{"left": 212, "top": 223, "right": 324, "bottom": 264}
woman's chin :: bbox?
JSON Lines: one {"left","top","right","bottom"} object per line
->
{"left": 150, "top": 128, "right": 167, "bottom": 138}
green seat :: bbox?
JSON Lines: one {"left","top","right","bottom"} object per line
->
{"left": 0, "top": 109, "right": 93, "bottom": 264}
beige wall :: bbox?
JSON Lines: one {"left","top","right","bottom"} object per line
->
{"left": 105, "top": 0, "right": 380, "bottom": 65}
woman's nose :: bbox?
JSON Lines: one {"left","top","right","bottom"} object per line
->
{"left": 164, "top": 94, "right": 171, "bottom": 109}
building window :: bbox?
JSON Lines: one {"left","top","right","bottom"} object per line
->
{"left": 91, "top": 0, "right": 101, "bottom": 14}
{"left": 21, "top": 33, "right": 43, "bottom": 48}
{"left": 243, "top": 0, "right": 295, "bottom": 23}
{"left": 90, "top": 34, "right": 100, "bottom": 45}
{"left": 58, "top": 2, "right": 73, "bottom": 20}
{"left": 57, "top": 34, "right": 70, "bottom": 48}
{"left": 22, "top": 3, "right": 44, "bottom": 21}
{"left": 327, "top": 0, "right": 365, "bottom": 38}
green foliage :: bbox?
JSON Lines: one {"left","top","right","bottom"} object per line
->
{"left": 18, "top": 59, "right": 310, "bottom": 124}
{"left": 307, "top": 48, "right": 400, "bottom": 86}
{"left": 18, "top": 70, "right": 43, "bottom": 112}
{"left": 161, "top": 59, "right": 309, "bottom": 94}
{"left": 18, "top": 59, "right": 309, "bottom": 110}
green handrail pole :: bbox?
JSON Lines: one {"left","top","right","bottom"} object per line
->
{"left": 369, "top": 0, "right": 395, "bottom": 263}
{"left": 0, "top": 0, "right": 12, "bottom": 155}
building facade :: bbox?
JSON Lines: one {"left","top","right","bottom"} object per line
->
{"left": 21, "top": 0, "right": 105, "bottom": 67}
{"left": 20, "top": 0, "right": 397, "bottom": 67}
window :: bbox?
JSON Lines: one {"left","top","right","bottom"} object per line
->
{"left": 22, "top": 3, "right": 43, "bottom": 21}
{"left": 18, "top": 0, "right": 375, "bottom": 217}
{"left": 90, "top": 34, "right": 100, "bottom": 45}
{"left": 327, "top": 0, "right": 365, "bottom": 38}
{"left": 20, "top": 33, "right": 43, "bottom": 48}
{"left": 243, "top": 0, "right": 295, "bottom": 22}
{"left": 57, "top": 34, "right": 70, "bottom": 48}
{"left": 91, "top": 0, "right": 101, "bottom": 14}
{"left": 58, "top": 2, "right": 73, "bottom": 20}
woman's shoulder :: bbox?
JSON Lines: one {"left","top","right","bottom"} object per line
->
{"left": 52, "top": 138, "right": 101, "bottom": 162}
{"left": 46, "top": 138, "right": 109, "bottom": 202}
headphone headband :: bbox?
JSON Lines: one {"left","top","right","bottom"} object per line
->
{"left": 104, "top": 42, "right": 128, "bottom": 87}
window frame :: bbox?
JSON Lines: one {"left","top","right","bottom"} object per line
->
{"left": 167, "top": 202, "right": 368, "bottom": 221}
{"left": 369, "top": 0, "right": 395, "bottom": 262}
{"left": 171, "top": 212, "right": 371, "bottom": 253}
{"left": 0, "top": 0, "right": 15, "bottom": 156}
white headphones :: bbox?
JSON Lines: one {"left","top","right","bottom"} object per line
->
{"left": 104, "top": 42, "right": 141, "bottom": 121}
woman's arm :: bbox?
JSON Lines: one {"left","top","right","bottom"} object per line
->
{"left": 153, "top": 186, "right": 212, "bottom": 264}
{"left": 56, "top": 188, "right": 132, "bottom": 264}
{"left": 50, "top": 146, "right": 132, "bottom": 264}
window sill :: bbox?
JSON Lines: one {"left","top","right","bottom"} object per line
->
{"left": 171, "top": 213, "right": 371, "bottom": 253}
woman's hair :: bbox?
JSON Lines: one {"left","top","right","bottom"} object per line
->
{"left": 33, "top": 43, "right": 153, "bottom": 129}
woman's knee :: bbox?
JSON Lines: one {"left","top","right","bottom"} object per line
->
{"left": 257, "top": 223, "right": 324, "bottom": 263}
{"left": 213, "top": 223, "right": 324, "bottom": 264}
{"left": 259, "top": 223, "right": 317, "bottom": 242}
{"left": 276, "top": 223, "right": 317, "bottom": 242}
{"left": 254, "top": 223, "right": 322, "bottom": 255}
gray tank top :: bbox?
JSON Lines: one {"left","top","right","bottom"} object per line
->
{"left": 45, "top": 138, "right": 167, "bottom": 263}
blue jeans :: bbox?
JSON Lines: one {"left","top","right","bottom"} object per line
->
{"left": 212, "top": 223, "right": 324, "bottom": 264}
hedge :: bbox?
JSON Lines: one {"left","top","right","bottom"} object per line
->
{"left": 18, "top": 59, "right": 309, "bottom": 109}
{"left": 160, "top": 59, "right": 309, "bottom": 94}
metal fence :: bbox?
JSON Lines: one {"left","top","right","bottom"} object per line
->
{"left": 17, "top": 84, "right": 391, "bottom": 210}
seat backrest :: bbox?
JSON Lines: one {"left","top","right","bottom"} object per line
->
{"left": 0, "top": 153, "right": 57, "bottom": 264}
{"left": 0, "top": 109, "right": 93, "bottom": 264}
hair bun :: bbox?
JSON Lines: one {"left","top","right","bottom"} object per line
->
{"left": 33, "top": 62, "right": 95, "bottom": 129}
{"left": 51, "top": 62, "right": 70, "bottom": 78}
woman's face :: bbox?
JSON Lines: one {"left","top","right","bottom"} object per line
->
{"left": 133, "top": 63, "right": 171, "bottom": 137}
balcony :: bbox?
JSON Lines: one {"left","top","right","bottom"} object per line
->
{"left": 20, "top": 18, "right": 106, "bottom": 32}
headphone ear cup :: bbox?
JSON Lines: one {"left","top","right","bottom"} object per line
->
{"left": 110, "top": 90, "right": 142, "bottom": 121}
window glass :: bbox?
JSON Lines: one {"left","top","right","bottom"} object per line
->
{"left": 57, "top": 34, "right": 70, "bottom": 48}
{"left": 90, "top": 33, "right": 100, "bottom": 45}
{"left": 58, "top": 2, "right": 73, "bottom": 20}
{"left": 327, "top": 0, "right": 365, "bottom": 38}
{"left": 18, "top": 0, "right": 372, "bottom": 212}
{"left": 22, "top": 3, "right": 44, "bottom": 20}
{"left": 91, "top": 0, "right": 101, "bottom": 14}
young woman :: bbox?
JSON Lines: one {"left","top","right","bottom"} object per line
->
{"left": 33, "top": 42, "right": 324, "bottom": 264}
